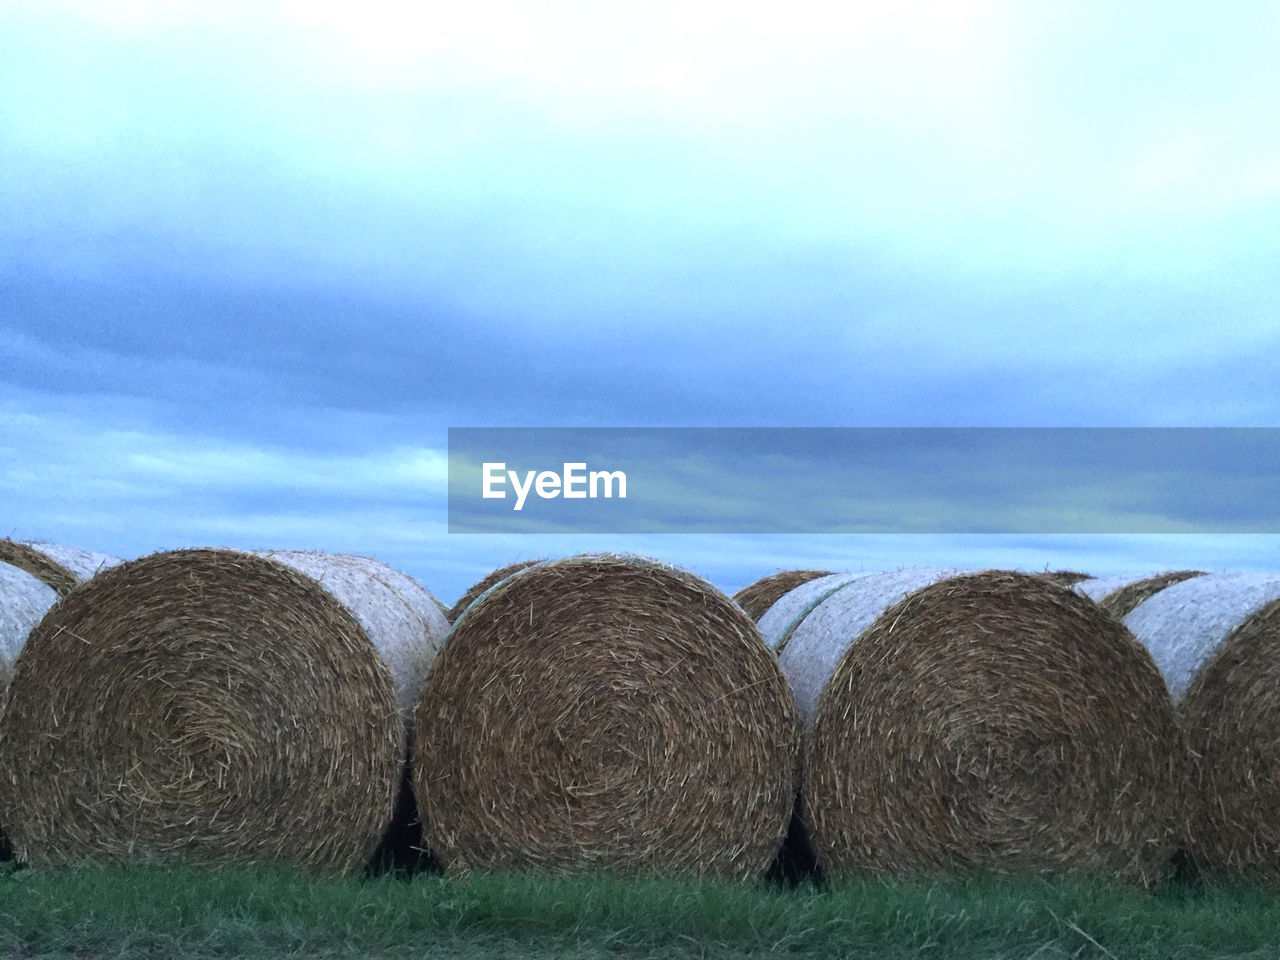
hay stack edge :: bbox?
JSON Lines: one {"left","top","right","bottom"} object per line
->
{"left": 763, "top": 568, "right": 1181, "bottom": 884}
{"left": 446, "top": 558, "right": 544, "bottom": 623}
{"left": 1122, "top": 572, "right": 1280, "bottom": 880}
{"left": 0, "top": 538, "right": 122, "bottom": 598}
{"left": 732, "top": 569, "right": 833, "bottom": 622}
{"left": 0, "top": 565, "right": 56, "bottom": 698}
{"left": 1, "top": 540, "right": 122, "bottom": 694}
{"left": 414, "top": 553, "right": 800, "bottom": 880}
{"left": 1076, "top": 570, "right": 1204, "bottom": 620}
{"left": 0, "top": 547, "right": 449, "bottom": 871}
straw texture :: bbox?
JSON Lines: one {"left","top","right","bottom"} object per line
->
{"left": 0, "top": 548, "right": 444, "bottom": 871}
{"left": 787, "top": 569, "right": 1180, "bottom": 883}
{"left": 1122, "top": 573, "right": 1280, "bottom": 880}
{"left": 414, "top": 553, "right": 800, "bottom": 880}
{"left": 733, "top": 570, "right": 832, "bottom": 622}
{"left": 0, "top": 539, "right": 121, "bottom": 597}
{"left": 447, "top": 559, "right": 543, "bottom": 623}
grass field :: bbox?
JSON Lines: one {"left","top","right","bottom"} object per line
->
{"left": 2, "top": 864, "right": 1279, "bottom": 959}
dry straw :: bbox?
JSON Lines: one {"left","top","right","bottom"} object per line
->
{"left": 1121, "top": 572, "right": 1280, "bottom": 880}
{"left": 0, "top": 539, "right": 121, "bottom": 598}
{"left": 732, "top": 570, "right": 832, "bottom": 622}
{"left": 413, "top": 553, "right": 800, "bottom": 880}
{"left": 766, "top": 568, "right": 1180, "bottom": 884}
{"left": 1076, "top": 571, "right": 1203, "bottom": 620}
{"left": 446, "top": 559, "right": 544, "bottom": 623}
{"left": 0, "top": 548, "right": 449, "bottom": 871}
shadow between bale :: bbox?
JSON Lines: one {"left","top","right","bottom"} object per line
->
{"left": 364, "top": 755, "right": 441, "bottom": 878}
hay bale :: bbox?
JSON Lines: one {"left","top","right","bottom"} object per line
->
{"left": 1122, "top": 574, "right": 1280, "bottom": 702}
{"left": 1076, "top": 571, "right": 1204, "bottom": 620}
{"left": 0, "top": 548, "right": 449, "bottom": 871}
{"left": 733, "top": 570, "right": 832, "bottom": 621}
{"left": 0, "top": 544, "right": 120, "bottom": 862}
{"left": 775, "top": 568, "right": 1179, "bottom": 883}
{"left": 1121, "top": 572, "right": 1280, "bottom": 880}
{"left": 0, "top": 565, "right": 57, "bottom": 695}
{"left": 447, "top": 559, "right": 544, "bottom": 623}
{"left": 0, "top": 539, "right": 121, "bottom": 597}
{"left": 413, "top": 553, "right": 800, "bottom": 880}
{"left": 774, "top": 568, "right": 961, "bottom": 723}
{"left": 756, "top": 572, "right": 877, "bottom": 657}
{"left": 259, "top": 551, "right": 450, "bottom": 716}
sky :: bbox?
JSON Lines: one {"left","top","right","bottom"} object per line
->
{"left": 3, "top": 0, "right": 1280, "bottom": 601}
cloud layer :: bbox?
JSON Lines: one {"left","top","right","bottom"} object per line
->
{"left": 4, "top": 1, "right": 1280, "bottom": 593}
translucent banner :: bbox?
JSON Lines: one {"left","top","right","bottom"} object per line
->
{"left": 447, "top": 427, "right": 1280, "bottom": 534}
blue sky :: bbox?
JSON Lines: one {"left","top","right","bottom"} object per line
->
{"left": 3, "top": 1, "right": 1280, "bottom": 601}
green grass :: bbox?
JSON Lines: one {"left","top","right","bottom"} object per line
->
{"left": 1, "top": 863, "right": 1278, "bottom": 959}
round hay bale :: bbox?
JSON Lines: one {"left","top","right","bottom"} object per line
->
{"left": 0, "top": 539, "right": 122, "bottom": 597}
{"left": 0, "top": 547, "right": 448, "bottom": 871}
{"left": 781, "top": 568, "right": 1180, "bottom": 883}
{"left": 1121, "top": 572, "right": 1280, "bottom": 880}
{"left": 732, "top": 569, "right": 832, "bottom": 622}
{"left": 1076, "top": 571, "right": 1204, "bottom": 620}
{"left": 447, "top": 558, "right": 544, "bottom": 623}
{"left": 413, "top": 553, "right": 800, "bottom": 880}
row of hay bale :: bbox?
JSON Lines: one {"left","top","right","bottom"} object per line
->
{"left": 0, "top": 545, "right": 796, "bottom": 881}
{"left": 735, "top": 565, "right": 1280, "bottom": 884}
{"left": 1078, "top": 570, "right": 1280, "bottom": 880}
{"left": 743, "top": 568, "right": 1180, "bottom": 885}
{"left": 4, "top": 541, "right": 1280, "bottom": 887}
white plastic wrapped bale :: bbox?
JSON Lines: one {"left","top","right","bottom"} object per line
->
{"left": 0, "top": 540, "right": 122, "bottom": 598}
{"left": 258, "top": 551, "right": 451, "bottom": 717}
{"left": 732, "top": 569, "right": 833, "bottom": 622}
{"left": 0, "top": 548, "right": 449, "bottom": 871}
{"left": 1122, "top": 572, "right": 1280, "bottom": 880}
{"left": 1076, "top": 571, "right": 1203, "bottom": 621}
{"left": 757, "top": 573, "right": 873, "bottom": 648}
{"left": 768, "top": 568, "right": 958, "bottom": 725}
{"left": 0, "top": 565, "right": 58, "bottom": 695}
{"left": 767, "top": 568, "right": 1181, "bottom": 884}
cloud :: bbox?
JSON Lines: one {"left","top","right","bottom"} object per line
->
{"left": 4, "top": 2, "right": 1280, "bottom": 597}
